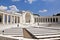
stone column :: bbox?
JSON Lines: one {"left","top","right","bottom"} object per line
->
{"left": 52, "top": 18, "right": 53, "bottom": 23}
{"left": 10, "top": 15, "right": 12, "bottom": 24}
{"left": 2, "top": 14, "right": 5, "bottom": 24}
{"left": 14, "top": 16, "right": 15, "bottom": 24}
{"left": 48, "top": 18, "right": 49, "bottom": 22}
{"left": 43, "top": 18, "right": 44, "bottom": 22}
{"left": 42, "top": 18, "right": 43, "bottom": 22}
{"left": 18, "top": 17, "right": 20, "bottom": 23}
{"left": 35, "top": 18, "right": 37, "bottom": 22}
{"left": 49, "top": 18, "right": 50, "bottom": 22}
{"left": 15, "top": 16, "right": 16, "bottom": 23}
{"left": 47, "top": 18, "right": 49, "bottom": 22}
{"left": 46, "top": 18, "right": 47, "bottom": 22}
{"left": 45, "top": 18, "right": 46, "bottom": 22}
{"left": 36, "top": 18, "right": 38, "bottom": 22}
{"left": 12, "top": 16, "right": 14, "bottom": 24}
{"left": 15, "top": 16, "right": 18, "bottom": 23}
{"left": 38, "top": 18, "right": 39, "bottom": 23}
{"left": 41, "top": 18, "right": 42, "bottom": 22}
{"left": 39, "top": 18, "right": 40, "bottom": 22}
{"left": 55, "top": 18, "right": 56, "bottom": 22}
{"left": 17, "top": 17, "right": 18, "bottom": 23}
{"left": 7, "top": 15, "right": 8, "bottom": 24}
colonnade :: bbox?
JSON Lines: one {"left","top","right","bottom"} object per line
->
{"left": 0, "top": 12, "right": 59, "bottom": 24}
{"left": 34, "top": 17, "right": 58, "bottom": 23}
{"left": 2, "top": 14, "right": 20, "bottom": 24}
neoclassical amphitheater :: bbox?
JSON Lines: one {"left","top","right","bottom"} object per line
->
{"left": 0, "top": 10, "right": 60, "bottom": 40}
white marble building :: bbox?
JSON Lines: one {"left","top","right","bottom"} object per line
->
{"left": 0, "top": 11, "right": 60, "bottom": 40}
{"left": 0, "top": 10, "right": 60, "bottom": 28}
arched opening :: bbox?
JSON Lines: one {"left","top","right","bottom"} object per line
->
{"left": 25, "top": 13, "right": 31, "bottom": 23}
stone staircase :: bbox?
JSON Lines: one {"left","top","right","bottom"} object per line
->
{"left": 0, "top": 27, "right": 23, "bottom": 37}
{"left": 0, "top": 26, "right": 60, "bottom": 40}
{"left": 27, "top": 27, "right": 60, "bottom": 35}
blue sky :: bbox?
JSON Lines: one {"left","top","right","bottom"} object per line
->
{"left": 0, "top": 0, "right": 60, "bottom": 16}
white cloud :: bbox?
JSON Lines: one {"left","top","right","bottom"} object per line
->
{"left": 0, "top": 5, "right": 8, "bottom": 11}
{"left": 0, "top": 5, "right": 19, "bottom": 13}
{"left": 25, "top": 0, "right": 36, "bottom": 4}
{"left": 24, "top": 0, "right": 27, "bottom": 3}
{"left": 9, "top": 5, "right": 19, "bottom": 12}
{"left": 12, "top": 0, "right": 20, "bottom": 2}
{"left": 39, "top": 9, "right": 48, "bottom": 13}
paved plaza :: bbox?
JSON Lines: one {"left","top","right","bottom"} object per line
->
{"left": 0, "top": 26, "right": 60, "bottom": 40}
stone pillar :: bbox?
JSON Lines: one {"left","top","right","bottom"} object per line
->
{"left": 52, "top": 18, "right": 53, "bottom": 23}
{"left": 55, "top": 18, "right": 56, "bottom": 22}
{"left": 15, "top": 16, "right": 16, "bottom": 23}
{"left": 7, "top": 15, "right": 8, "bottom": 24}
{"left": 39, "top": 18, "right": 40, "bottom": 22}
{"left": 46, "top": 18, "right": 48, "bottom": 22}
{"left": 49, "top": 18, "right": 51, "bottom": 22}
{"left": 36, "top": 18, "right": 38, "bottom": 23}
{"left": 41, "top": 18, "right": 43, "bottom": 22}
{"left": 43, "top": 18, "right": 44, "bottom": 22}
{"left": 14, "top": 16, "right": 15, "bottom": 24}
{"left": 41, "top": 18, "right": 42, "bottom": 22}
{"left": 38, "top": 18, "right": 39, "bottom": 23}
{"left": 18, "top": 17, "right": 20, "bottom": 23}
{"left": 45, "top": 18, "right": 46, "bottom": 22}
{"left": 10, "top": 15, "right": 12, "bottom": 24}
{"left": 12, "top": 16, "right": 15, "bottom": 24}
{"left": 35, "top": 18, "right": 37, "bottom": 22}
{"left": 47, "top": 18, "right": 49, "bottom": 22}
{"left": 17, "top": 17, "right": 18, "bottom": 23}
{"left": 15, "top": 16, "right": 18, "bottom": 23}
{"left": 19, "top": 17, "right": 20, "bottom": 23}
{"left": 2, "top": 14, "right": 5, "bottom": 24}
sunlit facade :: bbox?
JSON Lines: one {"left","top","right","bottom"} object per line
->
{"left": 0, "top": 11, "right": 60, "bottom": 27}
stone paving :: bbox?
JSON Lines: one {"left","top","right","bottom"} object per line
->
{"left": 0, "top": 26, "right": 60, "bottom": 40}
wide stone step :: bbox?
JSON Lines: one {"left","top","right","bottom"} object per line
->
{"left": 1, "top": 27, "right": 23, "bottom": 36}
{"left": 27, "top": 28, "right": 60, "bottom": 35}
